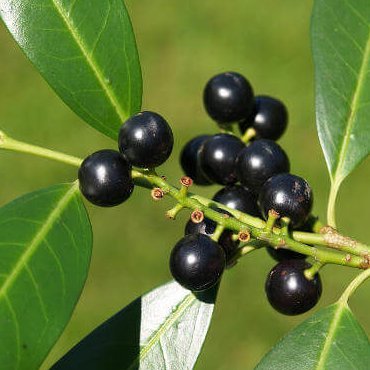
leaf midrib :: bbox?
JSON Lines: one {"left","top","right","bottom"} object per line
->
{"left": 315, "top": 303, "right": 346, "bottom": 370}
{"left": 127, "top": 293, "right": 196, "bottom": 369}
{"left": 50, "top": 0, "right": 127, "bottom": 125}
{"left": 332, "top": 24, "right": 370, "bottom": 185}
{"left": 0, "top": 183, "right": 78, "bottom": 300}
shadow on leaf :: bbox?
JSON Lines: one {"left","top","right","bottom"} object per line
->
{"left": 51, "top": 280, "right": 217, "bottom": 370}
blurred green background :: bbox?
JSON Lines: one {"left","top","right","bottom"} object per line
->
{"left": 1, "top": 1, "right": 370, "bottom": 369}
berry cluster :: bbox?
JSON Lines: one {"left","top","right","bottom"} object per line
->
{"left": 77, "top": 71, "right": 321, "bottom": 317}
{"left": 178, "top": 71, "right": 320, "bottom": 315}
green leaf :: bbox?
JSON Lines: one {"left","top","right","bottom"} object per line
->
{"left": 256, "top": 303, "right": 370, "bottom": 370}
{"left": 312, "top": 0, "right": 370, "bottom": 188}
{"left": 0, "top": 183, "right": 92, "bottom": 370}
{"left": 51, "top": 280, "right": 218, "bottom": 370}
{"left": 0, "top": 0, "right": 142, "bottom": 139}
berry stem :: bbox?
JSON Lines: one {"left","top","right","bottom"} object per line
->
{"left": 304, "top": 261, "right": 324, "bottom": 280}
{"left": 211, "top": 224, "right": 225, "bottom": 243}
{"left": 265, "top": 210, "right": 279, "bottom": 232}
{"left": 280, "top": 217, "right": 291, "bottom": 236}
{"left": 0, "top": 130, "right": 82, "bottom": 167}
{"left": 166, "top": 204, "right": 184, "bottom": 220}
{"left": 241, "top": 127, "right": 256, "bottom": 143}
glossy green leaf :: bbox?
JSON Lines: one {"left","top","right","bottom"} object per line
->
{"left": 256, "top": 303, "right": 370, "bottom": 370}
{"left": 0, "top": 183, "right": 92, "bottom": 370}
{"left": 52, "top": 280, "right": 217, "bottom": 370}
{"left": 312, "top": 0, "right": 370, "bottom": 188}
{"left": 0, "top": 0, "right": 142, "bottom": 139}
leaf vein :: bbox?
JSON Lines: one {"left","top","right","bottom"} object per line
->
{"left": 332, "top": 25, "right": 370, "bottom": 183}
{"left": 315, "top": 304, "right": 346, "bottom": 370}
{"left": 0, "top": 184, "right": 77, "bottom": 302}
{"left": 50, "top": 0, "right": 127, "bottom": 122}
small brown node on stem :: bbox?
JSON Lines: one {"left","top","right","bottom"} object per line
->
{"left": 191, "top": 209, "right": 204, "bottom": 224}
{"left": 180, "top": 176, "right": 193, "bottom": 187}
{"left": 268, "top": 209, "right": 280, "bottom": 219}
{"left": 161, "top": 175, "right": 167, "bottom": 181}
{"left": 151, "top": 187, "right": 164, "bottom": 201}
{"left": 277, "top": 238, "right": 286, "bottom": 248}
{"left": 345, "top": 254, "right": 352, "bottom": 262}
{"left": 360, "top": 254, "right": 370, "bottom": 269}
{"left": 238, "top": 230, "right": 251, "bottom": 242}
{"left": 320, "top": 225, "right": 336, "bottom": 234}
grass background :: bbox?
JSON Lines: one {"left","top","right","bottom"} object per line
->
{"left": 1, "top": 1, "right": 370, "bottom": 369}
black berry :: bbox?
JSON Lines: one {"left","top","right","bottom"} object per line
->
{"left": 118, "top": 111, "right": 173, "bottom": 168}
{"left": 185, "top": 208, "right": 238, "bottom": 260}
{"left": 200, "top": 133, "right": 245, "bottom": 185}
{"left": 236, "top": 139, "right": 290, "bottom": 192}
{"left": 213, "top": 185, "right": 260, "bottom": 217}
{"left": 78, "top": 149, "right": 134, "bottom": 207}
{"left": 170, "top": 234, "right": 226, "bottom": 291}
{"left": 267, "top": 247, "right": 305, "bottom": 262}
{"left": 258, "top": 173, "right": 313, "bottom": 228}
{"left": 203, "top": 72, "right": 254, "bottom": 124}
{"left": 265, "top": 260, "right": 322, "bottom": 315}
{"left": 239, "top": 96, "right": 288, "bottom": 140}
{"left": 180, "top": 135, "right": 212, "bottom": 185}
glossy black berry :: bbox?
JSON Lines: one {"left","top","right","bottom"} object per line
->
{"left": 203, "top": 72, "right": 254, "bottom": 124}
{"left": 200, "top": 134, "right": 245, "bottom": 185}
{"left": 78, "top": 149, "right": 134, "bottom": 207}
{"left": 265, "top": 260, "right": 322, "bottom": 315}
{"left": 267, "top": 247, "right": 305, "bottom": 262}
{"left": 185, "top": 208, "right": 238, "bottom": 260}
{"left": 258, "top": 173, "right": 313, "bottom": 228}
{"left": 213, "top": 185, "right": 260, "bottom": 217}
{"left": 236, "top": 139, "right": 290, "bottom": 192}
{"left": 239, "top": 96, "right": 288, "bottom": 140}
{"left": 118, "top": 111, "right": 173, "bottom": 168}
{"left": 180, "top": 135, "right": 212, "bottom": 185}
{"left": 170, "top": 234, "right": 226, "bottom": 291}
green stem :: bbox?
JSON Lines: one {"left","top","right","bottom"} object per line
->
{"left": 304, "top": 261, "right": 324, "bottom": 280}
{"left": 293, "top": 231, "right": 370, "bottom": 258}
{"left": 0, "top": 130, "right": 82, "bottom": 167}
{"left": 339, "top": 268, "right": 370, "bottom": 304}
{"left": 265, "top": 210, "right": 279, "bottom": 233}
{"left": 212, "top": 224, "right": 225, "bottom": 242}
{"left": 327, "top": 180, "right": 340, "bottom": 228}
{"left": 241, "top": 127, "right": 256, "bottom": 143}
